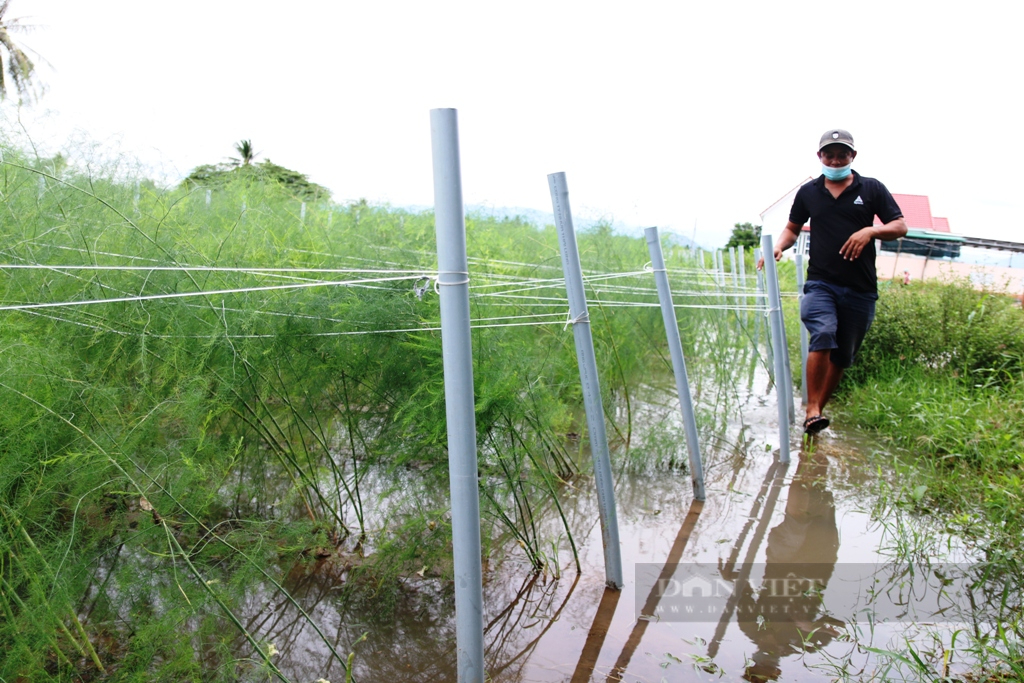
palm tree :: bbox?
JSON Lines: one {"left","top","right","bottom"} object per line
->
{"left": 0, "top": 1, "right": 38, "bottom": 102}
{"left": 232, "top": 139, "right": 258, "bottom": 166}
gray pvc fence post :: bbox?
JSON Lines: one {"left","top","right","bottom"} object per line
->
{"left": 761, "top": 234, "right": 791, "bottom": 464}
{"left": 795, "top": 253, "right": 809, "bottom": 406}
{"left": 205, "top": 189, "right": 212, "bottom": 207}
{"left": 429, "top": 108, "right": 485, "bottom": 682}
{"left": 779, "top": 290, "right": 796, "bottom": 426}
{"left": 728, "top": 246, "right": 739, "bottom": 332}
{"left": 755, "top": 248, "right": 773, "bottom": 381}
{"left": 548, "top": 172, "right": 624, "bottom": 590}
{"left": 766, "top": 249, "right": 795, "bottom": 425}
{"left": 300, "top": 201, "right": 307, "bottom": 223}
{"left": 738, "top": 245, "right": 747, "bottom": 328}
{"left": 766, "top": 250, "right": 795, "bottom": 426}
{"left": 645, "top": 227, "right": 706, "bottom": 501}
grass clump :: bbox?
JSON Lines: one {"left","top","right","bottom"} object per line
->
{"left": 833, "top": 278, "right": 1024, "bottom": 678}
{"left": 839, "top": 278, "right": 1024, "bottom": 550}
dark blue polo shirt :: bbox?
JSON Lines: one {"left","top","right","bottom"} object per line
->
{"left": 790, "top": 171, "right": 903, "bottom": 293}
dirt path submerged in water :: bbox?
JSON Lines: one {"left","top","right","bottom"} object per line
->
{"left": 258, "top": 374, "right": 1005, "bottom": 682}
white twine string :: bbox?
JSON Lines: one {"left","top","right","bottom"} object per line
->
{"left": 0, "top": 275, "right": 425, "bottom": 312}
{"left": 0, "top": 264, "right": 433, "bottom": 275}
{"left": 0, "top": 254, "right": 783, "bottom": 337}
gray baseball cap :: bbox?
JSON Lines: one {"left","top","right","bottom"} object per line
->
{"left": 819, "top": 129, "right": 855, "bottom": 151}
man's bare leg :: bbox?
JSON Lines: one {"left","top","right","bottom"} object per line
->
{"left": 804, "top": 350, "right": 844, "bottom": 421}
{"left": 820, "top": 361, "right": 844, "bottom": 413}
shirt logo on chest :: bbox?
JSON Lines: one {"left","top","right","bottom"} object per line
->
{"left": 853, "top": 195, "right": 864, "bottom": 205}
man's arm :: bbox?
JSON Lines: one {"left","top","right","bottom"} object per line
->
{"left": 838, "top": 217, "right": 907, "bottom": 261}
{"left": 757, "top": 221, "right": 804, "bottom": 269}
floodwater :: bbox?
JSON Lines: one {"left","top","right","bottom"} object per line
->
{"left": 247, "top": 369, "right": 1013, "bottom": 682}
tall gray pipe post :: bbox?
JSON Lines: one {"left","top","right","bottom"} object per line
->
{"left": 795, "top": 252, "right": 809, "bottom": 406}
{"left": 645, "top": 227, "right": 706, "bottom": 501}
{"left": 777, "top": 274, "right": 796, "bottom": 425}
{"left": 765, "top": 248, "right": 794, "bottom": 423}
{"left": 754, "top": 248, "right": 773, "bottom": 381}
{"left": 728, "top": 246, "right": 739, "bottom": 333}
{"left": 737, "top": 245, "right": 748, "bottom": 329}
{"left": 548, "top": 172, "right": 624, "bottom": 589}
{"left": 761, "top": 234, "right": 791, "bottom": 464}
{"left": 753, "top": 247, "right": 762, "bottom": 362}
{"left": 766, "top": 245, "right": 796, "bottom": 425}
{"left": 430, "top": 108, "right": 485, "bottom": 682}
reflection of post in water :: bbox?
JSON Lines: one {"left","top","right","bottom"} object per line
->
{"left": 485, "top": 571, "right": 581, "bottom": 680}
{"left": 588, "top": 500, "right": 704, "bottom": 682}
{"left": 738, "top": 449, "right": 843, "bottom": 682}
{"left": 569, "top": 586, "right": 620, "bottom": 683}
{"left": 254, "top": 558, "right": 581, "bottom": 682}
{"left": 707, "top": 458, "right": 788, "bottom": 660}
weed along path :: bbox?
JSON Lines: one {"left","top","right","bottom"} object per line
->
{"left": 256, "top": 372, "right": 1005, "bottom": 682}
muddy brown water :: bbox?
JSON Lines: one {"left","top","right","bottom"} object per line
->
{"left": 243, "top": 370, "right": 1009, "bottom": 682}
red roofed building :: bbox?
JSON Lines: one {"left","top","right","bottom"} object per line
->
{"left": 760, "top": 183, "right": 952, "bottom": 234}
{"left": 874, "top": 193, "right": 950, "bottom": 232}
{"left": 758, "top": 181, "right": 1024, "bottom": 294}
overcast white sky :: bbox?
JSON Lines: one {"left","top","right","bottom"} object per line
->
{"left": 5, "top": 0, "right": 1019, "bottom": 247}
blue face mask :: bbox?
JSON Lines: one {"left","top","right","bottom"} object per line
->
{"left": 822, "top": 163, "right": 852, "bottom": 181}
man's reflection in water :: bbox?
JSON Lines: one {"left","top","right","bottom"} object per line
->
{"left": 739, "top": 449, "right": 844, "bottom": 682}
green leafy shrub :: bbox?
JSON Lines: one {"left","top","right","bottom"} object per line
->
{"left": 850, "top": 279, "right": 1024, "bottom": 385}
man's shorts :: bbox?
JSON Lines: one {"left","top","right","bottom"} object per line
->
{"left": 800, "top": 280, "right": 878, "bottom": 369}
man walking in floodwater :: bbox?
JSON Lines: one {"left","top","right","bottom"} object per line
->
{"left": 760, "top": 129, "right": 907, "bottom": 434}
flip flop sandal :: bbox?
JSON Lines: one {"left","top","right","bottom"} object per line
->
{"left": 803, "top": 415, "right": 830, "bottom": 434}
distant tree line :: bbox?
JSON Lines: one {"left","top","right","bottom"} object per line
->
{"left": 726, "top": 222, "right": 761, "bottom": 250}
{"left": 181, "top": 140, "right": 331, "bottom": 202}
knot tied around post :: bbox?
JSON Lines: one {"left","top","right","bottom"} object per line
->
{"left": 433, "top": 270, "right": 470, "bottom": 295}
{"left": 564, "top": 309, "right": 590, "bottom": 331}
